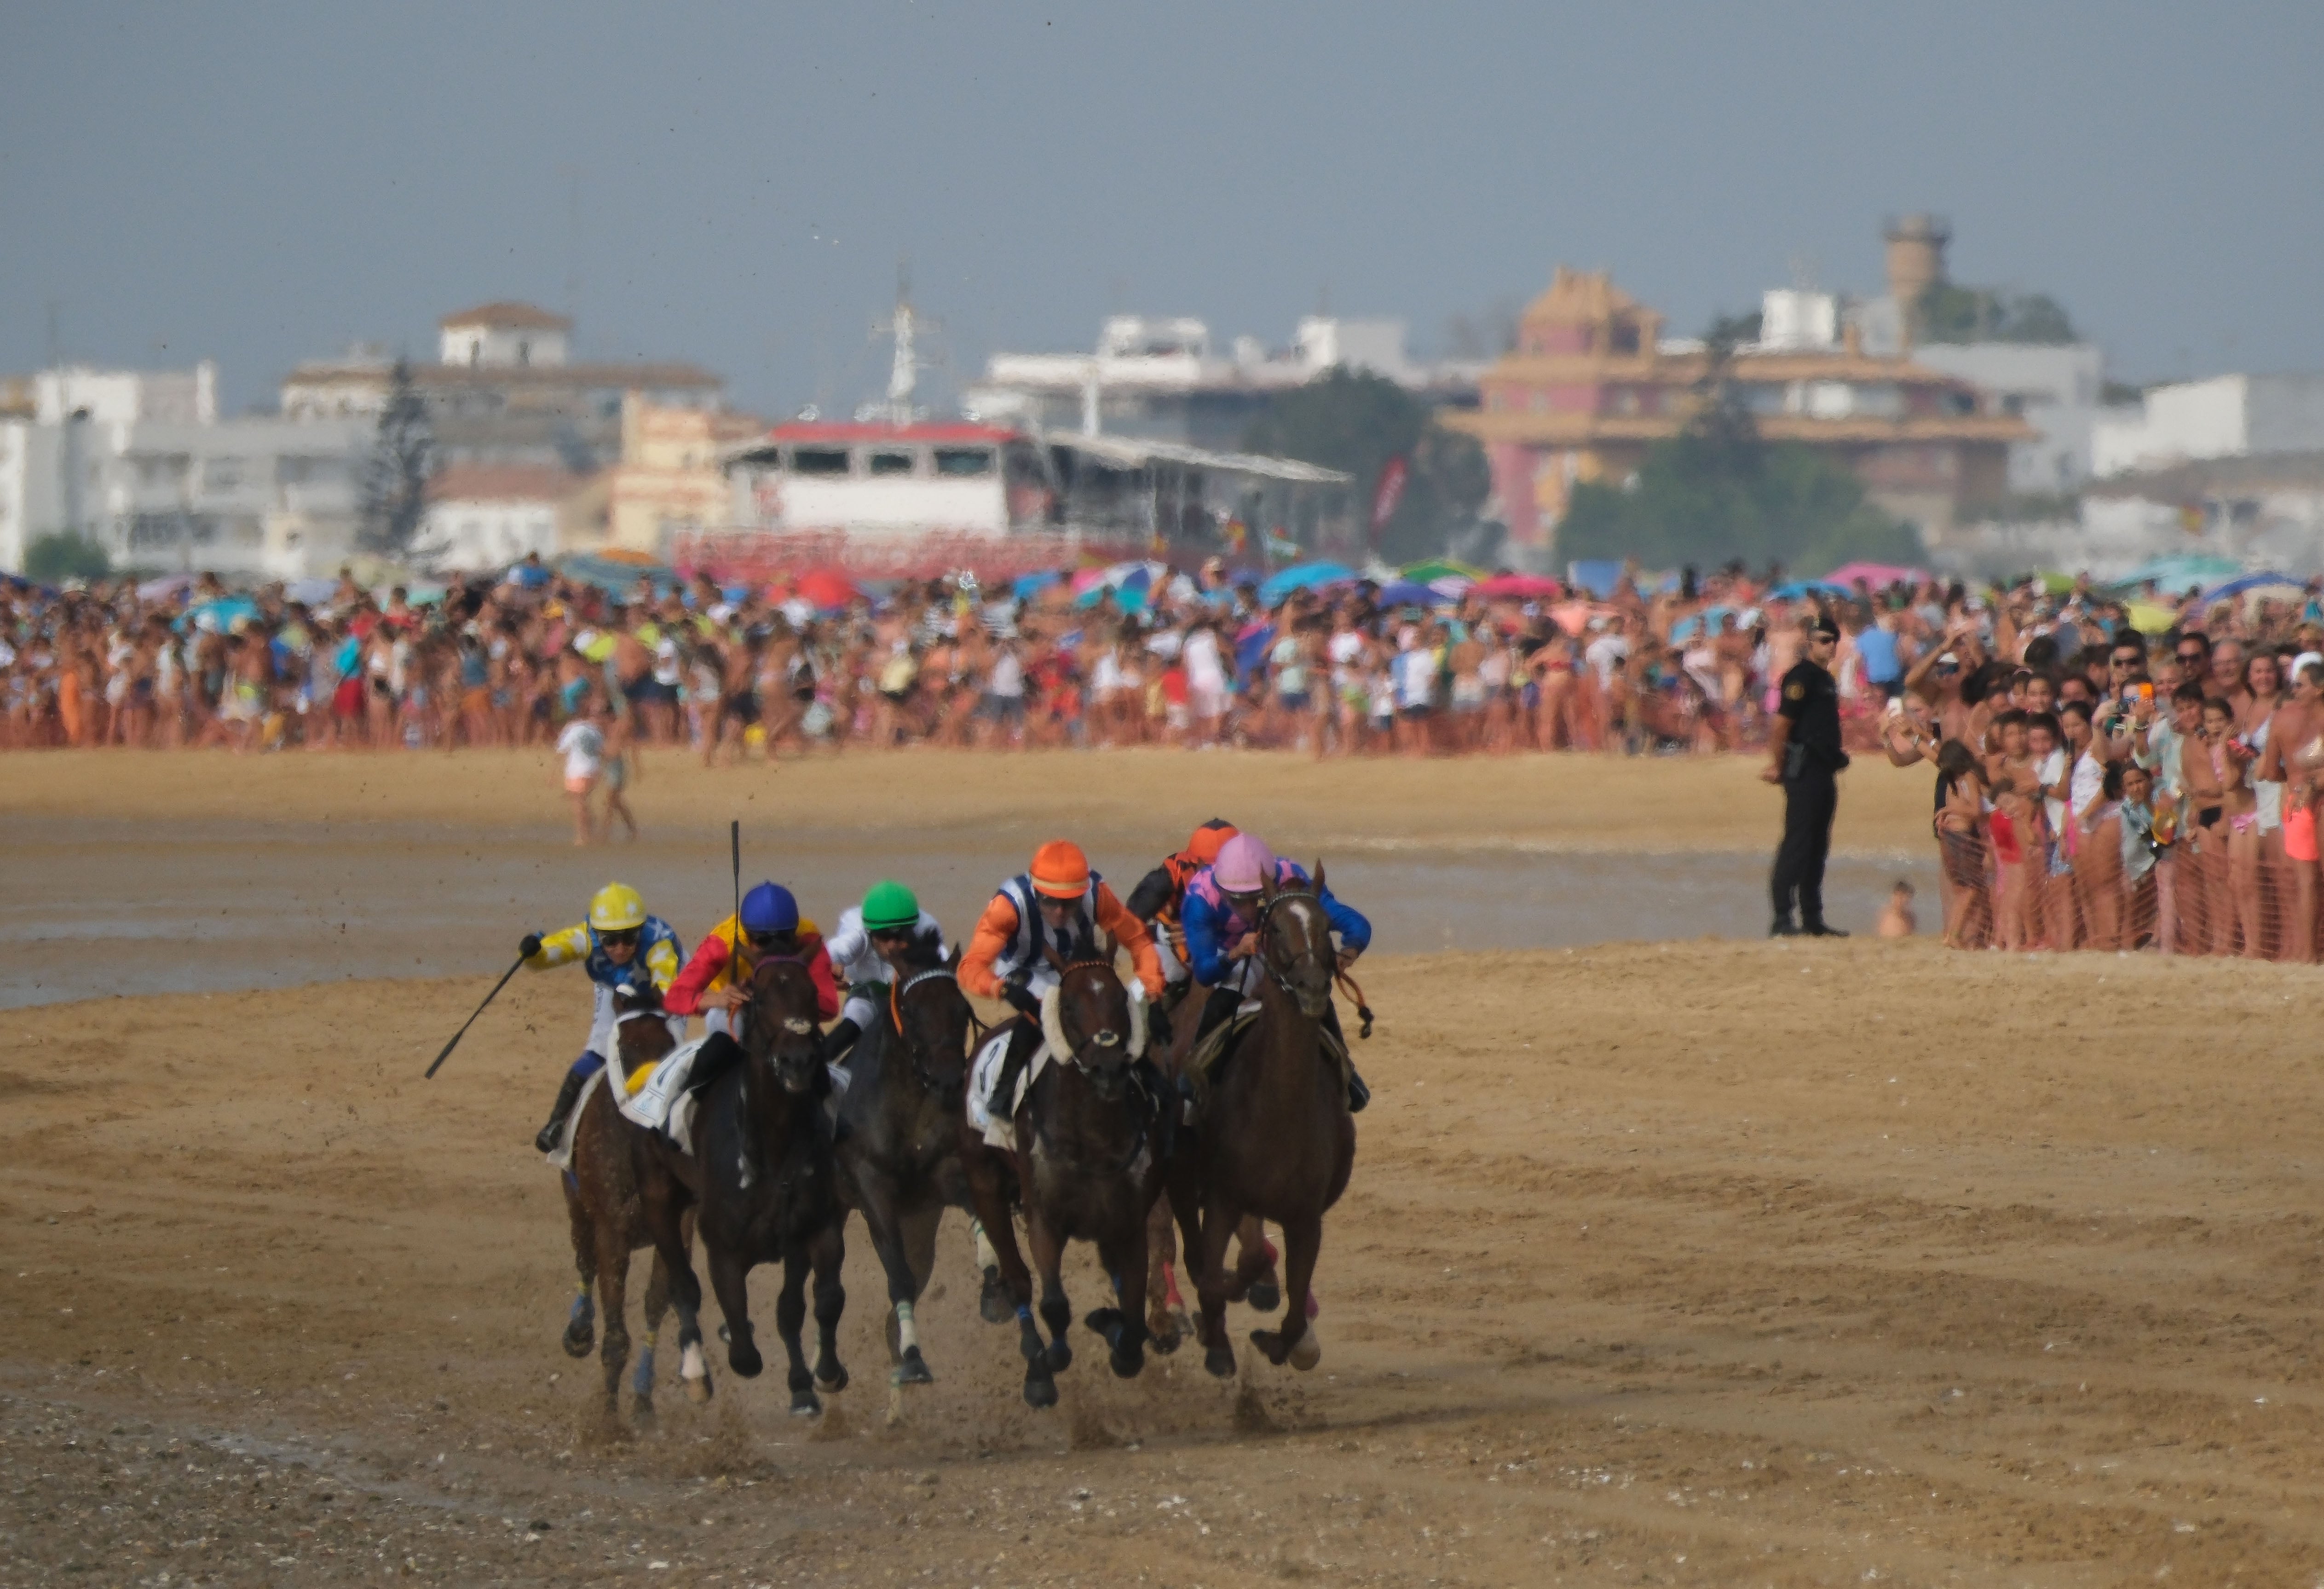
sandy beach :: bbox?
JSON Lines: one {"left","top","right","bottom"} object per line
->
{"left": 5, "top": 752, "right": 2317, "bottom": 1584}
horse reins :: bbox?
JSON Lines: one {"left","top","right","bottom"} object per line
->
{"left": 1254, "top": 889, "right": 1373, "bottom": 1039}
{"left": 889, "top": 966, "right": 975, "bottom": 1092}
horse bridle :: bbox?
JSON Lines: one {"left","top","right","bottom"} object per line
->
{"left": 888, "top": 965, "right": 975, "bottom": 1093}
{"left": 739, "top": 953, "right": 819, "bottom": 1057}
{"left": 1033, "top": 957, "right": 1150, "bottom": 1175}
{"left": 1252, "top": 888, "right": 1331, "bottom": 996}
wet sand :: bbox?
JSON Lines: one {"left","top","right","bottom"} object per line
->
{"left": 5, "top": 750, "right": 1935, "bottom": 1006}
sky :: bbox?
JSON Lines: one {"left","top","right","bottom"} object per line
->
{"left": 6, "top": 1, "right": 2320, "bottom": 419}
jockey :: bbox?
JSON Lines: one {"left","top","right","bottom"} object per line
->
{"left": 1122, "top": 818, "right": 1240, "bottom": 1010}
{"left": 961, "top": 839, "right": 1165, "bottom": 1109}
{"left": 1181, "top": 832, "right": 1372, "bottom": 1111}
{"left": 817, "top": 879, "right": 950, "bottom": 1065}
{"left": 522, "top": 881, "right": 684, "bottom": 1152}
{"left": 663, "top": 880, "right": 841, "bottom": 1032}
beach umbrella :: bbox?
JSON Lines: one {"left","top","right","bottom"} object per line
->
{"left": 793, "top": 566, "right": 866, "bottom": 610}
{"left": 1822, "top": 560, "right": 1927, "bottom": 590}
{"left": 283, "top": 576, "right": 338, "bottom": 607}
{"left": 137, "top": 573, "right": 197, "bottom": 603}
{"left": 1668, "top": 605, "right": 1736, "bottom": 642}
{"left": 1257, "top": 560, "right": 1354, "bottom": 606}
{"left": 2111, "top": 553, "right": 2243, "bottom": 593}
{"left": 2196, "top": 570, "right": 2303, "bottom": 606}
{"left": 1475, "top": 572, "right": 1562, "bottom": 599}
{"left": 1768, "top": 580, "right": 1850, "bottom": 601}
{"left": 1400, "top": 557, "right": 1486, "bottom": 585}
{"left": 2125, "top": 601, "right": 2179, "bottom": 633}
{"left": 1372, "top": 579, "right": 1443, "bottom": 609}
{"left": 1013, "top": 569, "right": 1064, "bottom": 600}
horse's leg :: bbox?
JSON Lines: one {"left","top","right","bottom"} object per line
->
{"left": 810, "top": 1221, "right": 851, "bottom": 1393}
{"left": 635, "top": 1150, "right": 709, "bottom": 1406}
{"left": 1143, "top": 1194, "right": 1187, "bottom": 1353}
{"left": 590, "top": 1205, "right": 632, "bottom": 1424}
{"left": 1090, "top": 1218, "right": 1151, "bottom": 1379}
{"left": 854, "top": 1184, "right": 933, "bottom": 1386}
{"left": 774, "top": 1248, "right": 821, "bottom": 1416}
{"left": 705, "top": 1240, "right": 761, "bottom": 1380}
{"left": 633, "top": 1249, "right": 666, "bottom": 1414}
{"left": 1193, "top": 1185, "right": 1241, "bottom": 1380}
{"left": 1250, "top": 1211, "right": 1323, "bottom": 1371}
{"left": 1026, "top": 1203, "right": 1073, "bottom": 1375}
{"left": 963, "top": 1133, "right": 1053, "bottom": 1405}
{"left": 561, "top": 1175, "right": 597, "bottom": 1358}
{"left": 881, "top": 1203, "right": 940, "bottom": 1386}
{"left": 1227, "top": 1214, "right": 1281, "bottom": 1311}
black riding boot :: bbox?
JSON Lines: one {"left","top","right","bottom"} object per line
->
{"left": 534, "top": 1065, "right": 590, "bottom": 1154}
{"left": 817, "top": 1017, "right": 861, "bottom": 1067}
{"left": 987, "top": 1020, "right": 1045, "bottom": 1125}
{"left": 1192, "top": 984, "right": 1244, "bottom": 1048}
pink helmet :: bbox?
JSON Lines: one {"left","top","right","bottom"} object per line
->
{"left": 1211, "top": 833, "right": 1277, "bottom": 894}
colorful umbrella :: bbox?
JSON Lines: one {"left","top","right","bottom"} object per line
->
{"left": 792, "top": 567, "right": 866, "bottom": 610}
{"left": 1400, "top": 558, "right": 1487, "bottom": 585}
{"left": 1475, "top": 572, "right": 1563, "bottom": 599}
{"left": 1257, "top": 561, "right": 1354, "bottom": 607}
{"left": 1373, "top": 579, "right": 1444, "bottom": 609}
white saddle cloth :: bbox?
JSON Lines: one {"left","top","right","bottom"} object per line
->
{"left": 616, "top": 1035, "right": 710, "bottom": 1157}
{"left": 966, "top": 1028, "right": 1050, "bottom": 1150}
{"left": 543, "top": 1067, "right": 606, "bottom": 1172}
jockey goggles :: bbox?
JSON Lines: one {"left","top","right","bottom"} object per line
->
{"left": 745, "top": 927, "right": 798, "bottom": 951}
{"left": 597, "top": 927, "right": 642, "bottom": 948}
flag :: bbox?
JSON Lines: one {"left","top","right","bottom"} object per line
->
{"left": 1370, "top": 456, "right": 1409, "bottom": 542}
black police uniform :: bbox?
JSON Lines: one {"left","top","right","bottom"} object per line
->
{"left": 1770, "top": 654, "right": 1847, "bottom": 932}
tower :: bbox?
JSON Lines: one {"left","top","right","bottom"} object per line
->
{"left": 1884, "top": 214, "right": 1951, "bottom": 346}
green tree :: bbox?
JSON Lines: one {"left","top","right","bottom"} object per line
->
{"left": 24, "top": 530, "right": 111, "bottom": 582}
{"left": 1242, "top": 367, "right": 1491, "bottom": 562}
{"left": 1918, "top": 283, "right": 2076, "bottom": 345}
{"left": 358, "top": 358, "right": 436, "bottom": 556}
{"left": 1554, "top": 409, "right": 1924, "bottom": 577}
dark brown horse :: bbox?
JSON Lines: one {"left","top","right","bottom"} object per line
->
{"left": 831, "top": 943, "right": 982, "bottom": 1387}
{"left": 1167, "top": 868, "right": 1353, "bottom": 1377}
{"left": 634, "top": 957, "right": 852, "bottom": 1416}
{"left": 560, "top": 1002, "right": 699, "bottom": 1425}
{"left": 967, "top": 947, "right": 1168, "bottom": 1405}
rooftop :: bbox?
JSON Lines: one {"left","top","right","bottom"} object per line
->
{"left": 427, "top": 463, "right": 588, "bottom": 504}
{"left": 438, "top": 301, "right": 573, "bottom": 332}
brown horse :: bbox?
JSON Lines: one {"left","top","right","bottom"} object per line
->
{"left": 1167, "top": 868, "right": 1353, "bottom": 1378}
{"left": 1144, "top": 1000, "right": 1286, "bottom": 1349}
{"left": 960, "top": 948, "right": 1168, "bottom": 1405}
{"left": 633, "top": 957, "right": 852, "bottom": 1416}
{"left": 561, "top": 1002, "right": 699, "bottom": 1425}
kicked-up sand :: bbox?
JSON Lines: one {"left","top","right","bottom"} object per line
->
{"left": 4, "top": 751, "right": 2315, "bottom": 1584}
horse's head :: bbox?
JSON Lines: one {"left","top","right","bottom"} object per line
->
{"left": 891, "top": 940, "right": 972, "bottom": 1109}
{"left": 1042, "top": 941, "right": 1142, "bottom": 1103}
{"left": 612, "top": 982, "right": 679, "bottom": 1072}
{"left": 1258, "top": 861, "right": 1336, "bottom": 1020}
{"left": 743, "top": 956, "right": 824, "bottom": 1094}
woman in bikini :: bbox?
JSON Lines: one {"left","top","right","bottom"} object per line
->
{"left": 2257, "top": 655, "right": 2324, "bottom": 962}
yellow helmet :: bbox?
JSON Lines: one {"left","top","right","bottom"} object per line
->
{"left": 588, "top": 882, "right": 647, "bottom": 932}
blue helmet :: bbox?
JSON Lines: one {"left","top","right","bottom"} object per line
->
{"left": 739, "top": 881, "right": 800, "bottom": 935}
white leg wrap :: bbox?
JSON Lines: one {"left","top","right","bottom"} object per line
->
{"left": 895, "top": 1300, "right": 920, "bottom": 1354}
{"left": 972, "top": 1220, "right": 998, "bottom": 1273}
{"left": 680, "top": 1341, "right": 708, "bottom": 1381}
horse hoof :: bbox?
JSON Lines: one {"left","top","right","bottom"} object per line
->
{"left": 729, "top": 1341, "right": 764, "bottom": 1379}
{"left": 1045, "top": 1338, "right": 1073, "bottom": 1374}
{"left": 631, "top": 1399, "right": 657, "bottom": 1433}
{"left": 979, "top": 1268, "right": 1011, "bottom": 1325}
{"left": 1084, "top": 1305, "right": 1122, "bottom": 1339}
{"left": 892, "top": 1348, "right": 932, "bottom": 1387}
{"left": 1288, "top": 1330, "right": 1322, "bottom": 1372}
{"left": 1246, "top": 1276, "right": 1282, "bottom": 1313}
{"left": 562, "top": 1324, "right": 595, "bottom": 1359}
{"left": 1023, "top": 1370, "right": 1059, "bottom": 1410}
{"left": 817, "top": 1358, "right": 852, "bottom": 1392}
{"left": 1249, "top": 1328, "right": 1291, "bottom": 1367}
{"left": 1203, "top": 1346, "right": 1237, "bottom": 1380}
{"left": 1109, "top": 1346, "right": 1146, "bottom": 1380}
{"left": 789, "top": 1389, "right": 821, "bottom": 1417}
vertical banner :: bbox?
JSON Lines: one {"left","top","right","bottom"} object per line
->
{"left": 1369, "top": 456, "right": 1409, "bottom": 545}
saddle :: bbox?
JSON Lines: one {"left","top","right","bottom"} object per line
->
{"left": 1182, "top": 1003, "right": 1349, "bottom": 1120}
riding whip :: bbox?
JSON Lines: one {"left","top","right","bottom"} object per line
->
{"left": 730, "top": 818, "right": 744, "bottom": 982}
{"left": 426, "top": 952, "right": 528, "bottom": 1078}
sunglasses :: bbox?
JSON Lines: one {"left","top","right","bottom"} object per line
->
{"left": 599, "top": 928, "right": 641, "bottom": 947}
{"left": 2175, "top": 651, "right": 2205, "bottom": 664}
{"left": 869, "top": 926, "right": 914, "bottom": 943}
{"left": 745, "top": 930, "right": 795, "bottom": 949}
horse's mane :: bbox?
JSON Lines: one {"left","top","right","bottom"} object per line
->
{"left": 890, "top": 932, "right": 949, "bottom": 974}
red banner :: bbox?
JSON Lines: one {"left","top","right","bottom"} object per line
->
{"left": 1370, "top": 456, "right": 1409, "bottom": 542}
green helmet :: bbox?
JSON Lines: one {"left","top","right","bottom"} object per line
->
{"left": 861, "top": 880, "right": 921, "bottom": 934}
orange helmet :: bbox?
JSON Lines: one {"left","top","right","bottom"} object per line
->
{"left": 1029, "top": 840, "right": 1092, "bottom": 899}
{"left": 1183, "top": 818, "right": 1238, "bottom": 869}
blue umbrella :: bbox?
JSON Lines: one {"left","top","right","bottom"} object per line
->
{"left": 1668, "top": 605, "right": 1736, "bottom": 642}
{"left": 2196, "top": 570, "right": 2302, "bottom": 605}
{"left": 1012, "top": 569, "right": 1063, "bottom": 600}
{"left": 1373, "top": 579, "right": 1443, "bottom": 609}
{"left": 1257, "top": 560, "right": 1354, "bottom": 607}
{"left": 1769, "top": 580, "right": 1850, "bottom": 601}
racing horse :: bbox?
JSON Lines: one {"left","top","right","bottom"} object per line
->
{"left": 1166, "top": 865, "right": 1354, "bottom": 1377}
{"left": 560, "top": 998, "right": 698, "bottom": 1426}
{"left": 965, "top": 940, "right": 1167, "bottom": 1406}
{"left": 831, "top": 941, "right": 984, "bottom": 1387}
{"left": 633, "top": 955, "right": 851, "bottom": 1415}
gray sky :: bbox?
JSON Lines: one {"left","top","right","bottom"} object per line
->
{"left": 6, "top": 2, "right": 2318, "bottom": 418}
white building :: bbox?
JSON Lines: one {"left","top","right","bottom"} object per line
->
{"left": 2091, "top": 374, "right": 2324, "bottom": 477}
{"left": 1909, "top": 343, "right": 2105, "bottom": 495}
{"left": 0, "top": 361, "right": 369, "bottom": 577}
{"left": 964, "top": 315, "right": 1480, "bottom": 451}
{"left": 438, "top": 301, "right": 570, "bottom": 369}
{"left": 414, "top": 463, "right": 577, "bottom": 570}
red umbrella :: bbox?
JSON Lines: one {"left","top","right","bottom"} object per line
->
{"left": 1476, "top": 572, "right": 1563, "bottom": 599}
{"left": 792, "top": 566, "right": 866, "bottom": 610}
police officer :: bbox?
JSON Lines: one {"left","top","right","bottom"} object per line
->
{"left": 1762, "top": 614, "right": 1849, "bottom": 937}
